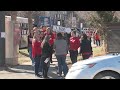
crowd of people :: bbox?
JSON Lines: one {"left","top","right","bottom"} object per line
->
{"left": 27, "top": 25, "right": 100, "bottom": 79}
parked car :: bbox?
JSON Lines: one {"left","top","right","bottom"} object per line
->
{"left": 65, "top": 54, "right": 120, "bottom": 79}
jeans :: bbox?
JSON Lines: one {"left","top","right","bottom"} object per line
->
{"left": 28, "top": 47, "right": 34, "bottom": 64}
{"left": 49, "top": 45, "right": 53, "bottom": 63}
{"left": 56, "top": 55, "right": 68, "bottom": 76}
{"left": 69, "top": 50, "right": 78, "bottom": 64}
{"left": 41, "top": 56, "right": 50, "bottom": 78}
{"left": 96, "top": 40, "right": 100, "bottom": 46}
{"left": 34, "top": 55, "right": 42, "bottom": 76}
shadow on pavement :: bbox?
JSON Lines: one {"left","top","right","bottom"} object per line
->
{"left": 6, "top": 65, "right": 34, "bottom": 74}
{"left": 4, "top": 64, "right": 62, "bottom": 79}
{"left": 48, "top": 66, "right": 59, "bottom": 79}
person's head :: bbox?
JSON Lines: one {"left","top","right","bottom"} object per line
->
{"left": 61, "top": 32, "right": 64, "bottom": 36}
{"left": 42, "top": 26, "right": 47, "bottom": 31}
{"left": 71, "top": 30, "right": 76, "bottom": 37}
{"left": 47, "top": 27, "right": 52, "bottom": 34}
{"left": 57, "top": 33, "right": 63, "bottom": 39}
{"left": 40, "top": 31, "right": 44, "bottom": 38}
{"left": 33, "top": 30, "right": 41, "bottom": 41}
{"left": 82, "top": 34, "right": 88, "bottom": 40}
{"left": 33, "top": 24, "right": 37, "bottom": 28}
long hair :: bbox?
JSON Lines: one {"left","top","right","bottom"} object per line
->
{"left": 41, "top": 35, "right": 50, "bottom": 48}
{"left": 47, "top": 27, "right": 53, "bottom": 34}
{"left": 83, "top": 33, "right": 88, "bottom": 40}
{"left": 57, "top": 33, "right": 63, "bottom": 40}
{"left": 71, "top": 30, "right": 76, "bottom": 37}
{"left": 43, "top": 35, "right": 50, "bottom": 42}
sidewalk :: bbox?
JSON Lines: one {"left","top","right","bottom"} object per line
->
{"left": 0, "top": 54, "right": 72, "bottom": 79}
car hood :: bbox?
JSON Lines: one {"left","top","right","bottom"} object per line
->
{"left": 72, "top": 54, "right": 120, "bottom": 67}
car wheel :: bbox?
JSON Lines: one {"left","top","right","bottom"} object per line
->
{"left": 94, "top": 71, "right": 120, "bottom": 79}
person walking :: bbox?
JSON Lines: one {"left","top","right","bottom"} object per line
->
{"left": 41, "top": 35, "right": 51, "bottom": 78}
{"left": 79, "top": 34, "right": 93, "bottom": 60}
{"left": 54, "top": 33, "right": 68, "bottom": 78}
{"left": 95, "top": 33, "right": 100, "bottom": 46}
{"left": 69, "top": 30, "right": 80, "bottom": 64}
{"left": 32, "top": 31, "right": 42, "bottom": 77}
{"left": 93, "top": 32, "right": 96, "bottom": 44}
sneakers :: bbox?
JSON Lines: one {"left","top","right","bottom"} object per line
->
{"left": 58, "top": 74, "right": 62, "bottom": 77}
{"left": 43, "top": 76, "right": 50, "bottom": 79}
{"left": 35, "top": 74, "right": 43, "bottom": 78}
{"left": 38, "top": 72, "right": 43, "bottom": 76}
{"left": 57, "top": 70, "right": 59, "bottom": 74}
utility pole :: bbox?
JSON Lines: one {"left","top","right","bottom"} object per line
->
{"left": 0, "top": 11, "right": 5, "bottom": 66}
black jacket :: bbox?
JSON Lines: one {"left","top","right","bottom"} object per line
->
{"left": 80, "top": 39, "right": 93, "bottom": 55}
{"left": 42, "top": 42, "right": 51, "bottom": 58}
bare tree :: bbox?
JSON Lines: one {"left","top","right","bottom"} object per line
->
{"left": 17, "top": 11, "right": 46, "bottom": 33}
{"left": 10, "top": 11, "right": 17, "bottom": 22}
{"left": 27, "top": 11, "right": 33, "bottom": 33}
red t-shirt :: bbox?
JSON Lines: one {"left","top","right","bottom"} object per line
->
{"left": 32, "top": 39, "right": 42, "bottom": 58}
{"left": 44, "top": 32, "right": 55, "bottom": 46}
{"left": 53, "top": 32, "right": 57, "bottom": 39}
{"left": 69, "top": 37, "right": 80, "bottom": 50}
{"left": 95, "top": 34, "right": 100, "bottom": 40}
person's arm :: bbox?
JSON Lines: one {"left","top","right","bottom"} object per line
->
{"left": 79, "top": 41, "right": 83, "bottom": 55}
{"left": 53, "top": 41, "right": 56, "bottom": 50}
{"left": 32, "top": 40, "right": 37, "bottom": 58}
{"left": 41, "top": 39, "right": 45, "bottom": 48}
{"left": 68, "top": 38, "right": 71, "bottom": 50}
{"left": 90, "top": 41, "right": 93, "bottom": 55}
{"left": 41, "top": 35, "right": 47, "bottom": 48}
{"left": 77, "top": 38, "right": 81, "bottom": 49}
{"left": 65, "top": 40, "right": 68, "bottom": 54}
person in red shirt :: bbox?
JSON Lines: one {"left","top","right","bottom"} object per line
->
{"left": 95, "top": 33, "right": 100, "bottom": 46}
{"left": 93, "top": 32, "right": 96, "bottom": 44}
{"left": 69, "top": 30, "right": 80, "bottom": 64}
{"left": 53, "top": 31, "right": 57, "bottom": 39}
{"left": 32, "top": 30, "right": 42, "bottom": 77}
{"left": 41, "top": 26, "right": 47, "bottom": 33}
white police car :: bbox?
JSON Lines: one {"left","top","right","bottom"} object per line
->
{"left": 65, "top": 54, "right": 120, "bottom": 79}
